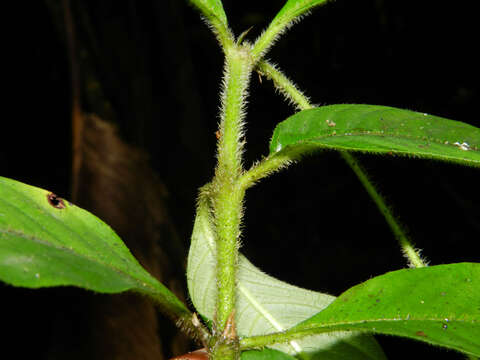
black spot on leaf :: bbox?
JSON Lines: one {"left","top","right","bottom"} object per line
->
{"left": 47, "top": 193, "right": 66, "bottom": 209}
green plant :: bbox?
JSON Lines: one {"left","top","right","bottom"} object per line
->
{"left": 1, "top": 1, "right": 479, "bottom": 360}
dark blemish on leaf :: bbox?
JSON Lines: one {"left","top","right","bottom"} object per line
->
{"left": 415, "top": 331, "right": 427, "bottom": 337}
{"left": 47, "top": 193, "right": 66, "bottom": 209}
{"left": 376, "top": 299, "right": 380, "bottom": 303}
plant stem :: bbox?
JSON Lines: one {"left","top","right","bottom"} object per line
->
{"left": 251, "top": 1, "right": 329, "bottom": 63}
{"left": 246, "top": 60, "right": 426, "bottom": 268}
{"left": 341, "top": 153, "right": 427, "bottom": 268}
{"left": 213, "top": 44, "right": 252, "bottom": 332}
{"left": 188, "top": 0, "right": 234, "bottom": 51}
{"left": 257, "top": 61, "right": 313, "bottom": 110}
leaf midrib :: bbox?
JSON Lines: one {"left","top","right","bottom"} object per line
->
{"left": 278, "top": 130, "right": 480, "bottom": 151}
{"left": 275, "top": 134, "right": 480, "bottom": 166}
{"left": 297, "top": 317, "right": 476, "bottom": 331}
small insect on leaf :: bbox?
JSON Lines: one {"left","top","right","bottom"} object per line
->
{"left": 47, "top": 192, "right": 66, "bottom": 209}
{"left": 170, "top": 348, "right": 208, "bottom": 360}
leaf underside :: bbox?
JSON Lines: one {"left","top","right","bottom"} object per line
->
{"left": 241, "top": 348, "right": 297, "bottom": 360}
{"left": 292, "top": 263, "right": 480, "bottom": 357}
{"left": 269, "top": 104, "right": 480, "bottom": 167}
{"left": 187, "top": 201, "right": 386, "bottom": 359}
{"left": 0, "top": 176, "right": 188, "bottom": 317}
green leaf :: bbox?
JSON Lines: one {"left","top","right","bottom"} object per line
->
{"left": 269, "top": 104, "right": 480, "bottom": 167}
{"left": 286, "top": 263, "right": 480, "bottom": 357}
{"left": 0, "top": 176, "right": 190, "bottom": 319}
{"left": 241, "top": 337, "right": 386, "bottom": 360}
{"left": 187, "top": 195, "right": 386, "bottom": 359}
{"left": 188, "top": 0, "right": 232, "bottom": 48}
{"left": 252, "top": 0, "right": 330, "bottom": 60}
{"left": 241, "top": 348, "right": 297, "bottom": 360}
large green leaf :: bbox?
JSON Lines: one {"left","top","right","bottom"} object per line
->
{"left": 252, "top": 0, "right": 329, "bottom": 59}
{"left": 269, "top": 104, "right": 480, "bottom": 167}
{"left": 187, "top": 195, "right": 385, "bottom": 359}
{"left": 0, "top": 176, "right": 189, "bottom": 319}
{"left": 277, "top": 263, "right": 480, "bottom": 357}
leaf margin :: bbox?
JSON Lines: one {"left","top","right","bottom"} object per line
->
{"left": 0, "top": 176, "right": 190, "bottom": 320}
{"left": 269, "top": 104, "right": 480, "bottom": 168}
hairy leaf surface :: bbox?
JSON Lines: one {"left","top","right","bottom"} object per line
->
{"left": 0, "top": 176, "right": 189, "bottom": 318}
{"left": 269, "top": 104, "right": 480, "bottom": 167}
{"left": 187, "top": 197, "right": 385, "bottom": 359}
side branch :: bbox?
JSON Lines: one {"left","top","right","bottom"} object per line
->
{"left": 247, "top": 60, "right": 426, "bottom": 268}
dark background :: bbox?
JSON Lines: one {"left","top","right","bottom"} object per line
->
{"left": 2, "top": 0, "right": 479, "bottom": 359}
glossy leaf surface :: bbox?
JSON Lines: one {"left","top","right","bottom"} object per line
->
{"left": 187, "top": 197, "right": 385, "bottom": 359}
{"left": 0, "top": 176, "right": 189, "bottom": 318}
{"left": 269, "top": 104, "right": 480, "bottom": 167}
{"left": 288, "top": 263, "right": 480, "bottom": 356}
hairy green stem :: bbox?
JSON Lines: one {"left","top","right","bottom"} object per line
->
{"left": 213, "top": 44, "right": 252, "bottom": 332}
{"left": 245, "top": 60, "right": 426, "bottom": 268}
{"left": 238, "top": 153, "right": 292, "bottom": 191}
{"left": 256, "top": 60, "right": 310, "bottom": 111}
{"left": 257, "top": 60, "right": 313, "bottom": 110}
{"left": 251, "top": 23, "right": 284, "bottom": 63}
{"left": 341, "top": 153, "right": 427, "bottom": 268}
{"left": 251, "top": 1, "right": 329, "bottom": 63}
{"left": 188, "top": 0, "right": 234, "bottom": 51}
{"left": 216, "top": 47, "right": 251, "bottom": 179}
